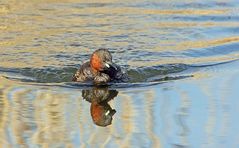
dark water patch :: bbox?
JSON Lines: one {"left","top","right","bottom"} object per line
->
{"left": 0, "top": 63, "right": 189, "bottom": 84}
{"left": 68, "top": 43, "right": 81, "bottom": 47}
{"left": 4, "top": 78, "right": 184, "bottom": 90}
{"left": 71, "top": 3, "right": 114, "bottom": 9}
{"left": 0, "top": 67, "right": 19, "bottom": 73}
{"left": 62, "top": 74, "right": 191, "bottom": 89}
{"left": 87, "top": 23, "right": 110, "bottom": 28}
{"left": 1, "top": 59, "right": 238, "bottom": 85}
{"left": 0, "top": 66, "right": 76, "bottom": 83}
{"left": 3, "top": 75, "right": 36, "bottom": 83}
{"left": 20, "top": 66, "right": 77, "bottom": 83}
{"left": 2, "top": 73, "right": 193, "bottom": 90}
{"left": 110, "top": 34, "right": 129, "bottom": 39}
{"left": 128, "top": 64, "right": 189, "bottom": 83}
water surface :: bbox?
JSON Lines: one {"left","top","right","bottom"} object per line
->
{"left": 1, "top": 0, "right": 239, "bottom": 147}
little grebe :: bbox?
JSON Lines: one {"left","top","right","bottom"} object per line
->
{"left": 72, "top": 49, "right": 128, "bottom": 84}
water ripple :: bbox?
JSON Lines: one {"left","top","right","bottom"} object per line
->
{"left": 1, "top": 0, "right": 239, "bottom": 147}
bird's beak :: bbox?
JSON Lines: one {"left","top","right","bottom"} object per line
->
{"left": 105, "top": 62, "right": 117, "bottom": 70}
{"left": 105, "top": 63, "right": 110, "bottom": 68}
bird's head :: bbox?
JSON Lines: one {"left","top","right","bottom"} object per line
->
{"left": 90, "top": 49, "right": 117, "bottom": 73}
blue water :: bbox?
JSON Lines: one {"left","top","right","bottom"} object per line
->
{"left": 1, "top": 0, "right": 239, "bottom": 147}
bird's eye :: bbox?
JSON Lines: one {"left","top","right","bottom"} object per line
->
{"left": 103, "top": 58, "right": 108, "bottom": 62}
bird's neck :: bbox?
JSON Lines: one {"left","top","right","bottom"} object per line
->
{"left": 90, "top": 66, "right": 100, "bottom": 76}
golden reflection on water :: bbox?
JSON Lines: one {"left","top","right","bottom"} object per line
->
{"left": 176, "top": 36, "right": 239, "bottom": 50}
{"left": 0, "top": 88, "right": 8, "bottom": 146}
{"left": 0, "top": 63, "right": 239, "bottom": 147}
{"left": 1, "top": 0, "right": 239, "bottom": 147}
{"left": 0, "top": 77, "right": 162, "bottom": 147}
{"left": 1, "top": 0, "right": 238, "bottom": 68}
{"left": 144, "top": 90, "right": 161, "bottom": 147}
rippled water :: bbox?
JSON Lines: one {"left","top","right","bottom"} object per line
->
{"left": 1, "top": 0, "right": 239, "bottom": 147}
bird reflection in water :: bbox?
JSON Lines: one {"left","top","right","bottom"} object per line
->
{"left": 82, "top": 86, "right": 118, "bottom": 127}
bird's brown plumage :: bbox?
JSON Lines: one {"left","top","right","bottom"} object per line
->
{"left": 72, "top": 49, "right": 128, "bottom": 84}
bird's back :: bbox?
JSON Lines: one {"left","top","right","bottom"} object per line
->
{"left": 72, "top": 61, "right": 94, "bottom": 82}
{"left": 73, "top": 62, "right": 129, "bottom": 83}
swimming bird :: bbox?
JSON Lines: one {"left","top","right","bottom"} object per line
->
{"left": 72, "top": 48, "right": 128, "bottom": 84}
